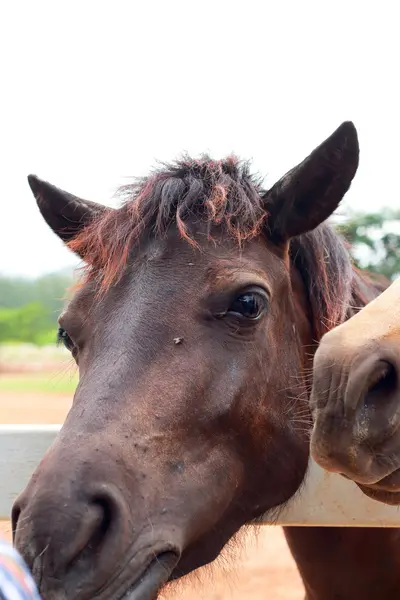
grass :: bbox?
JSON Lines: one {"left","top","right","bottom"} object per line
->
{"left": 0, "top": 343, "right": 78, "bottom": 394}
{"left": 0, "top": 372, "right": 78, "bottom": 394}
{"left": 0, "top": 342, "right": 69, "bottom": 364}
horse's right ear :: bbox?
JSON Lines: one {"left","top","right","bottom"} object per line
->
{"left": 263, "top": 121, "right": 359, "bottom": 242}
{"left": 27, "top": 174, "right": 107, "bottom": 244}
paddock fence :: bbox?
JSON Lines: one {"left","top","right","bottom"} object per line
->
{"left": 0, "top": 425, "right": 399, "bottom": 527}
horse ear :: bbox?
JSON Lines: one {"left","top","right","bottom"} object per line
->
{"left": 263, "top": 121, "right": 359, "bottom": 241}
{"left": 27, "top": 174, "right": 107, "bottom": 243}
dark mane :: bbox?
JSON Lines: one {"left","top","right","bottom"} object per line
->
{"left": 68, "top": 154, "right": 381, "bottom": 341}
{"left": 290, "top": 227, "right": 354, "bottom": 340}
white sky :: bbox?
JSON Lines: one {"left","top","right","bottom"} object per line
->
{"left": 1, "top": 1, "right": 399, "bottom": 278}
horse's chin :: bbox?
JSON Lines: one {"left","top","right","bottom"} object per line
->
{"left": 116, "top": 551, "right": 179, "bottom": 600}
{"left": 357, "top": 469, "right": 400, "bottom": 506}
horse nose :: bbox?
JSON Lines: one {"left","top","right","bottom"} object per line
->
{"left": 12, "top": 482, "right": 130, "bottom": 593}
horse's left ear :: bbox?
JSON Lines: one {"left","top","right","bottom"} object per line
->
{"left": 263, "top": 121, "right": 359, "bottom": 241}
{"left": 28, "top": 174, "right": 107, "bottom": 243}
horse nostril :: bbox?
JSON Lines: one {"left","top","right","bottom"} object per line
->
{"left": 11, "top": 503, "right": 21, "bottom": 543}
{"left": 87, "top": 493, "right": 114, "bottom": 548}
{"left": 12, "top": 482, "right": 131, "bottom": 596}
{"left": 364, "top": 360, "right": 397, "bottom": 406}
{"left": 66, "top": 486, "right": 122, "bottom": 570}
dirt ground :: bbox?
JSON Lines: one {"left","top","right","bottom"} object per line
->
{"left": 0, "top": 387, "right": 304, "bottom": 600}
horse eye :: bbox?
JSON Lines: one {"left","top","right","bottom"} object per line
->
{"left": 57, "top": 327, "right": 74, "bottom": 351}
{"left": 227, "top": 291, "right": 267, "bottom": 320}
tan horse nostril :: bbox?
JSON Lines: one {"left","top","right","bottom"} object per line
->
{"left": 345, "top": 354, "right": 400, "bottom": 415}
{"left": 364, "top": 360, "right": 397, "bottom": 404}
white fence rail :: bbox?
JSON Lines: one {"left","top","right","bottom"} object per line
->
{"left": 0, "top": 425, "right": 399, "bottom": 527}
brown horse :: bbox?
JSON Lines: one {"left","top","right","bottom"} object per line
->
{"left": 311, "top": 274, "right": 400, "bottom": 506}
{"left": 13, "top": 122, "right": 400, "bottom": 600}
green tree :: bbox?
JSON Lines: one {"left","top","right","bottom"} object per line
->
{"left": 0, "top": 269, "right": 75, "bottom": 345}
{"left": 337, "top": 208, "right": 400, "bottom": 280}
{"left": 0, "top": 270, "right": 73, "bottom": 313}
{"left": 0, "top": 302, "right": 54, "bottom": 345}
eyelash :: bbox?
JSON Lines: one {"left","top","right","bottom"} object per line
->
{"left": 57, "top": 327, "right": 74, "bottom": 351}
{"left": 213, "top": 288, "right": 269, "bottom": 322}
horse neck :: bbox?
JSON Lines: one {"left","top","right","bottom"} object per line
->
{"left": 283, "top": 527, "right": 400, "bottom": 600}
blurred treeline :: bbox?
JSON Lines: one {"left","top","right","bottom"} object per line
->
{"left": 337, "top": 208, "right": 400, "bottom": 280}
{"left": 0, "top": 271, "right": 74, "bottom": 345}
{"left": 1, "top": 209, "right": 400, "bottom": 346}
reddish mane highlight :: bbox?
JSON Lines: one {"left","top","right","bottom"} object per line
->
{"left": 67, "top": 155, "right": 267, "bottom": 290}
